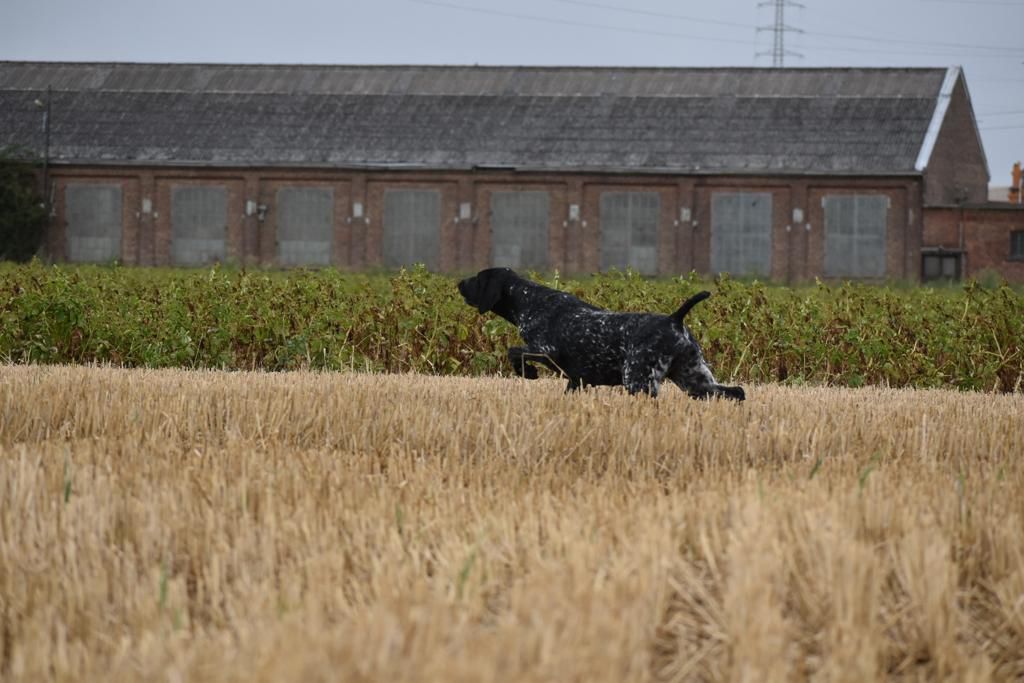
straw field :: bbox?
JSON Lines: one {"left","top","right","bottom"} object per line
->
{"left": 1, "top": 364, "right": 1023, "bottom": 681}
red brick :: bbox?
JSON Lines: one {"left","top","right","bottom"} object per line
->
{"left": 38, "top": 165, "right": 1024, "bottom": 283}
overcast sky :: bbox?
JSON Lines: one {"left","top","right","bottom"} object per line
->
{"left": 3, "top": 0, "right": 1022, "bottom": 186}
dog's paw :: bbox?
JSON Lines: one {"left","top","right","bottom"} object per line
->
{"left": 512, "top": 360, "right": 539, "bottom": 379}
{"left": 727, "top": 386, "right": 746, "bottom": 401}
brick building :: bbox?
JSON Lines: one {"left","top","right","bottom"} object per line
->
{"left": 1, "top": 61, "right": 1021, "bottom": 282}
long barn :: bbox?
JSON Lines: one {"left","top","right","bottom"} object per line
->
{"left": 2, "top": 62, "right": 1021, "bottom": 281}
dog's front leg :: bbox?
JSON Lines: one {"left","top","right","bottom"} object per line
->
{"left": 623, "top": 373, "right": 661, "bottom": 398}
{"left": 684, "top": 383, "right": 746, "bottom": 401}
{"left": 508, "top": 347, "right": 540, "bottom": 379}
{"left": 669, "top": 358, "right": 745, "bottom": 402}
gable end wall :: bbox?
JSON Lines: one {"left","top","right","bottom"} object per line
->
{"left": 923, "top": 76, "right": 989, "bottom": 206}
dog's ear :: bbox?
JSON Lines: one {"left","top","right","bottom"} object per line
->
{"left": 460, "top": 270, "right": 506, "bottom": 314}
{"left": 472, "top": 272, "right": 505, "bottom": 313}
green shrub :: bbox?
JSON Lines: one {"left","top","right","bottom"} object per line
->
{"left": 1, "top": 263, "right": 1021, "bottom": 392}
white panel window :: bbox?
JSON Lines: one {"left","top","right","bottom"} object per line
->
{"left": 600, "top": 192, "right": 659, "bottom": 275}
{"left": 490, "top": 191, "right": 550, "bottom": 270}
{"left": 382, "top": 189, "right": 440, "bottom": 270}
{"left": 711, "top": 192, "right": 773, "bottom": 277}
{"left": 65, "top": 184, "right": 122, "bottom": 263}
{"left": 277, "top": 187, "right": 333, "bottom": 266}
{"left": 171, "top": 186, "right": 227, "bottom": 266}
{"left": 824, "top": 195, "right": 888, "bottom": 278}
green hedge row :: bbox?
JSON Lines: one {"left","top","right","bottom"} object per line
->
{"left": 1, "top": 263, "right": 1021, "bottom": 391}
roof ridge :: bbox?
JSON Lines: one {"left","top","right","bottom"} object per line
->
{"left": 0, "top": 87, "right": 941, "bottom": 100}
{"left": 0, "top": 60, "right": 951, "bottom": 72}
{"left": 0, "top": 62, "right": 953, "bottom": 100}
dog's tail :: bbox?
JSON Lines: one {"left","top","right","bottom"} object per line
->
{"left": 670, "top": 291, "right": 711, "bottom": 324}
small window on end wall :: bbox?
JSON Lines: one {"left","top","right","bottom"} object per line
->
{"left": 922, "top": 252, "right": 961, "bottom": 281}
{"left": 1011, "top": 230, "right": 1024, "bottom": 260}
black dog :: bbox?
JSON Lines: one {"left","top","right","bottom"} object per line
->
{"left": 458, "top": 268, "right": 745, "bottom": 400}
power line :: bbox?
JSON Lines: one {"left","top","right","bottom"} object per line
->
{"left": 405, "top": 0, "right": 1024, "bottom": 61}
{"left": 406, "top": 0, "right": 756, "bottom": 47}
{"left": 550, "top": 0, "right": 1024, "bottom": 53}
{"left": 549, "top": 0, "right": 750, "bottom": 31}
{"left": 808, "top": 28, "right": 1024, "bottom": 54}
{"left": 919, "top": 0, "right": 1024, "bottom": 6}
{"left": 801, "top": 42, "right": 1020, "bottom": 58}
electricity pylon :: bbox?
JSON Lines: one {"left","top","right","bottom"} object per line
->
{"left": 757, "top": 0, "right": 804, "bottom": 67}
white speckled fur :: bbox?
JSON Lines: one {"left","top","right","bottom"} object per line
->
{"left": 458, "top": 268, "right": 745, "bottom": 401}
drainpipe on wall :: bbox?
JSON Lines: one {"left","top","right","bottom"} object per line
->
{"left": 1011, "top": 162, "right": 1021, "bottom": 204}
{"left": 956, "top": 188, "right": 966, "bottom": 278}
{"left": 41, "top": 86, "right": 51, "bottom": 217}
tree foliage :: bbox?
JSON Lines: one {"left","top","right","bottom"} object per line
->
{"left": 0, "top": 146, "right": 47, "bottom": 262}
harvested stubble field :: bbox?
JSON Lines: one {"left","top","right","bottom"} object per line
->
{"left": 1, "top": 365, "right": 1023, "bottom": 682}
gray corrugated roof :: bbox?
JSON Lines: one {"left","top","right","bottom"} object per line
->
{"left": 0, "top": 62, "right": 951, "bottom": 174}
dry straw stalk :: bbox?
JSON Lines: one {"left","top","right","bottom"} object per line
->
{"left": 1, "top": 365, "right": 1022, "bottom": 681}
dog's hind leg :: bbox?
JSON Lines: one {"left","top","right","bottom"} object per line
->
{"left": 622, "top": 354, "right": 671, "bottom": 398}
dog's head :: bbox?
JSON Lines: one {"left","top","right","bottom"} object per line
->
{"left": 458, "top": 267, "right": 520, "bottom": 321}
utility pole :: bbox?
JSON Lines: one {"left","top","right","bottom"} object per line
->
{"left": 33, "top": 86, "right": 52, "bottom": 216}
{"left": 757, "top": 0, "right": 803, "bottom": 67}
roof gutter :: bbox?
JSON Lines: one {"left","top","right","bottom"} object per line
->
{"left": 44, "top": 158, "right": 924, "bottom": 178}
{"left": 914, "top": 66, "right": 959, "bottom": 173}
{"left": 957, "top": 69, "right": 991, "bottom": 181}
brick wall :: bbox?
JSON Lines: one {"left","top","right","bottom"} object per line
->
{"left": 922, "top": 207, "right": 960, "bottom": 248}
{"left": 924, "top": 206, "right": 1024, "bottom": 282}
{"left": 44, "top": 164, "right": 934, "bottom": 282}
